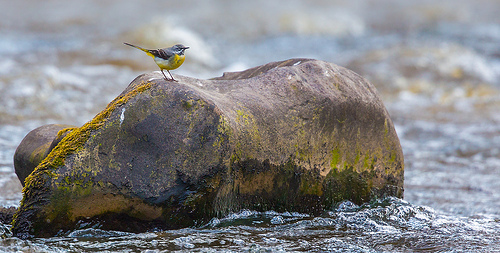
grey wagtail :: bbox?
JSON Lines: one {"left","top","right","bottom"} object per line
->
{"left": 124, "top": 43, "right": 189, "bottom": 81}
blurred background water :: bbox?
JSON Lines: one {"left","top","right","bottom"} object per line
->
{"left": 1, "top": 0, "right": 500, "bottom": 252}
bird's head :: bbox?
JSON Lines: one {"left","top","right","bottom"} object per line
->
{"left": 172, "top": 44, "right": 189, "bottom": 55}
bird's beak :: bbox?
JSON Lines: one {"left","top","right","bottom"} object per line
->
{"left": 184, "top": 46, "right": 190, "bottom": 50}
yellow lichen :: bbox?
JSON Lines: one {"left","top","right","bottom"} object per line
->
{"left": 56, "top": 127, "right": 77, "bottom": 139}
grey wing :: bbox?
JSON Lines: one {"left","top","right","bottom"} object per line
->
{"left": 147, "top": 48, "right": 174, "bottom": 59}
{"left": 156, "top": 48, "right": 174, "bottom": 59}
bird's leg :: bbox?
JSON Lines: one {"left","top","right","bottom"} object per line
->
{"left": 160, "top": 70, "right": 171, "bottom": 81}
{"left": 166, "top": 70, "right": 177, "bottom": 82}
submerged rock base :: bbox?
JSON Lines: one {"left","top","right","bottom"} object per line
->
{"left": 12, "top": 59, "right": 403, "bottom": 238}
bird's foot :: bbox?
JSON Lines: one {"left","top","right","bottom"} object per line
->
{"left": 164, "top": 77, "right": 178, "bottom": 82}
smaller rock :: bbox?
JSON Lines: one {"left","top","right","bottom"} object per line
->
{"left": 14, "top": 124, "right": 76, "bottom": 186}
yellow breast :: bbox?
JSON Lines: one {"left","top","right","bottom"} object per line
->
{"left": 154, "top": 54, "right": 185, "bottom": 70}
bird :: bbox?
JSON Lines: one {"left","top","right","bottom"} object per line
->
{"left": 124, "top": 42, "right": 189, "bottom": 81}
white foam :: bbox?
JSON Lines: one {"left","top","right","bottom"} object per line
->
{"left": 172, "top": 236, "right": 195, "bottom": 249}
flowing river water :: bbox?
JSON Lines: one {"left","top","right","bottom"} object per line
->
{"left": 1, "top": 0, "right": 499, "bottom": 252}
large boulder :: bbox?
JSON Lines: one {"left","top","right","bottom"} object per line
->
{"left": 12, "top": 59, "right": 403, "bottom": 238}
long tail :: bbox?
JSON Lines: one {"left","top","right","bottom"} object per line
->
{"left": 124, "top": 42, "right": 153, "bottom": 56}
